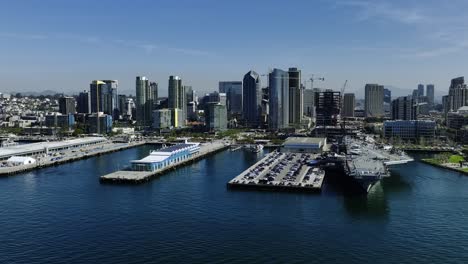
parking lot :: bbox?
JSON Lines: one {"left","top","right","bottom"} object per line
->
{"left": 229, "top": 151, "right": 325, "bottom": 191}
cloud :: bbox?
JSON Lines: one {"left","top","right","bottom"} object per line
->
{"left": 0, "top": 31, "right": 213, "bottom": 57}
{"left": 334, "top": 0, "right": 427, "bottom": 24}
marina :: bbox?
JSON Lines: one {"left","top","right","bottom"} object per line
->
{"left": 228, "top": 151, "right": 325, "bottom": 192}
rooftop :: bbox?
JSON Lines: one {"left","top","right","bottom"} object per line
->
{"left": 284, "top": 137, "right": 325, "bottom": 145}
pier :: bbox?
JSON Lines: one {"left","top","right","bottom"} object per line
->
{"left": 100, "top": 142, "right": 229, "bottom": 184}
{"left": 0, "top": 140, "right": 145, "bottom": 176}
{"left": 228, "top": 151, "right": 325, "bottom": 192}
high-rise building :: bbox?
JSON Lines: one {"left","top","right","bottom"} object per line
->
{"left": 59, "top": 96, "right": 76, "bottom": 115}
{"left": 288, "top": 67, "right": 302, "bottom": 125}
{"left": 168, "top": 76, "right": 186, "bottom": 125}
{"left": 243, "top": 71, "right": 261, "bottom": 127}
{"left": 205, "top": 102, "right": 227, "bottom": 131}
{"left": 118, "top": 95, "right": 127, "bottom": 119}
{"left": 391, "top": 96, "right": 417, "bottom": 120}
{"left": 315, "top": 90, "right": 341, "bottom": 126}
{"left": 77, "top": 90, "right": 91, "bottom": 114}
{"left": 303, "top": 89, "right": 316, "bottom": 117}
{"left": 135, "top": 76, "right": 149, "bottom": 125}
{"left": 342, "top": 93, "right": 355, "bottom": 117}
{"left": 90, "top": 80, "right": 118, "bottom": 118}
{"left": 150, "top": 82, "right": 158, "bottom": 109}
{"left": 417, "top": 84, "right": 425, "bottom": 98}
{"left": 185, "top": 85, "right": 194, "bottom": 103}
{"left": 384, "top": 88, "right": 391, "bottom": 104}
{"left": 426, "top": 84, "right": 435, "bottom": 106}
{"left": 152, "top": 109, "right": 173, "bottom": 130}
{"left": 446, "top": 77, "right": 468, "bottom": 112}
{"left": 268, "top": 68, "right": 289, "bottom": 130}
{"left": 219, "top": 81, "right": 242, "bottom": 117}
{"left": 364, "top": 84, "right": 384, "bottom": 117}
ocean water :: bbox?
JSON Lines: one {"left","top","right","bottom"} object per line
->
{"left": 0, "top": 146, "right": 467, "bottom": 264}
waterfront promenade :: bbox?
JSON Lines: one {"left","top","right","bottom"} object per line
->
{"left": 100, "top": 141, "right": 229, "bottom": 184}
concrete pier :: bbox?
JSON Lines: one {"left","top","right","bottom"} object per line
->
{"left": 228, "top": 152, "right": 325, "bottom": 193}
{"left": 100, "top": 142, "right": 229, "bottom": 184}
{"left": 0, "top": 140, "right": 145, "bottom": 176}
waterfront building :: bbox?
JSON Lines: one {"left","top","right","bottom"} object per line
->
{"left": 342, "top": 93, "right": 355, "bottom": 117}
{"left": 131, "top": 142, "right": 200, "bottom": 172}
{"left": 77, "top": 90, "right": 91, "bottom": 114}
{"left": 88, "top": 113, "right": 112, "bottom": 134}
{"left": 391, "top": 96, "right": 417, "bottom": 120}
{"left": 170, "top": 108, "right": 184, "bottom": 128}
{"left": 219, "top": 81, "right": 242, "bottom": 117}
{"left": 45, "top": 113, "right": 75, "bottom": 129}
{"left": 243, "top": 70, "right": 261, "bottom": 127}
{"left": 315, "top": 89, "right": 341, "bottom": 126}
{"left": 152, "top": 109, "right": 172, "bottom": 130}
{"left": 447, "top": 106, "right": 468, "bottom": 130}
{"left": 364, "top": 84, "right": 384, "bottom": 117}
{"left": 383, "top": 120, "right": 436, "bottom": 143}
{"left": 282, "top": 137, "right": 327, "bottom": 153}
{"left": 59, "top": 96, "right": 76, "bottom": 115}
{"left": 0, "top": 137, "right": 107, "bottom": 161}
{"left": 288, "top": 67, "right": 303, "bottom": 126}
{"left": 268, "top": 68, "right": 289, "bottom": 130}
{"left": 205, "top": 102, "right": 227, "bottom": 131}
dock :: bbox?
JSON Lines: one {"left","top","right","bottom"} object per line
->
{"left": 227, "top": 151, "right": 325, "bottom": 192}
{"left": 100, "top": 142, "right": 229, "bottom": 184}
{"left": 0, "top": 140, "right": 145, "bottom": 176}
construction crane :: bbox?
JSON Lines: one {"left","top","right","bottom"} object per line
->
{"left": 309, "top": 74, "right": 325, "bottom": 90}
{"left": 341, "top": 80, "right": 348, "bottom": 95}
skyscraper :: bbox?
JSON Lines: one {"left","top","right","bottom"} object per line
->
{"left": 242, "top": 71, "right": 261, "bottom": 127}
{"left": 135, "top": 76, "right": 149, "bottom": 125}
{"left": 77, "top": 90, "right": 91, "bottom": 114}
{"left": 59, "top": 96, "right": 76, "bottom": 115}
{"left": 268, "top": 68, "right": 289, "bottom": 130}
{"left": 150, "top": 82, "right": 158, "bottom": 109}
{"left": 219, "top": 81, "right": 242, "bottom": 117}
{"left": 205, "top": 102, "right": 227, "bottom": 131}
{"left": 417, "top": 84, "right": 425, "bottom": 98}
{"left": 303, "top": 89, "right": 316, "bottom": 117}
{"left": 315, "top": 90, "right": 341, "bottom": 126}
{"left": 364, "top": 84, "right": 384, "bottom": 117}
{"left": 288, "top": 67, "right": 302, "bottom": 126}
{"left": 342, "top": 93, "right": 355, "bottom": 117}
{"left": 426, "top": 84, "right": 435, "bottom": 106}
{"left": 90, "top": 80, "right": 118, "bottom": 117}
{"left": 447, "top": 77, "right": 468, "bottom": 112}
{"left": 168, "top": 76, "right": 186, "bottom": 125}
{"left": 391, "top": 96, "right": 417, "bottom": 120}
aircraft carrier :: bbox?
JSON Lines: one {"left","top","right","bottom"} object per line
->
{"left": 343, "top": 136, "right": 414, "bottom": 192}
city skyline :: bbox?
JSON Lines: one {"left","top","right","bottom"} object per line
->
{"left": 0, "top": 0, "right": 467, "bottom": 97}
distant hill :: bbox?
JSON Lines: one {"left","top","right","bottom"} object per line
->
{"left": 15, "top": 90, "right": 61, "bottom": 97}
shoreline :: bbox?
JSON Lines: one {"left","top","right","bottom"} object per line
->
{"left": 420, "top": 159, "right": 468, "bottom": 175}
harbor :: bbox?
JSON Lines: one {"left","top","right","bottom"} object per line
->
{"left": 100, "top": 141, "right": 229, "bottom": 184}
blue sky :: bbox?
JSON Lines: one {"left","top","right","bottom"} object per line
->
{"left": 1, "top": 0, "right": 467, "bottom": 99}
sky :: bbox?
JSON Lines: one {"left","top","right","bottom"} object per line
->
{"left": 1, "top": 0, "right": 468, "bottom": 99}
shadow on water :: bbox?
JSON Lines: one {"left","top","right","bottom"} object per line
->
{"left": 323, "top": 170, "right": 390, "bottom": 218}
{"left": 342, "top": 182, "right": 389, "bottom": 219}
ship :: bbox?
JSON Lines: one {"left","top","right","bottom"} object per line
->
{"left": 343, "top": 137, "right": 413, "bottom": 193}
{"left": 246, "top": 144, "right": 264, "bottom": 153}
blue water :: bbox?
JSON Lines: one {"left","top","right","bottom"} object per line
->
{"left": 1, "top": 146, "right": 467, "bottom": 264}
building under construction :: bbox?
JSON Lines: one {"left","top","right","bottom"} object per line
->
{"left": 314, "top": 89, "right": 341, "bottom": 126}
